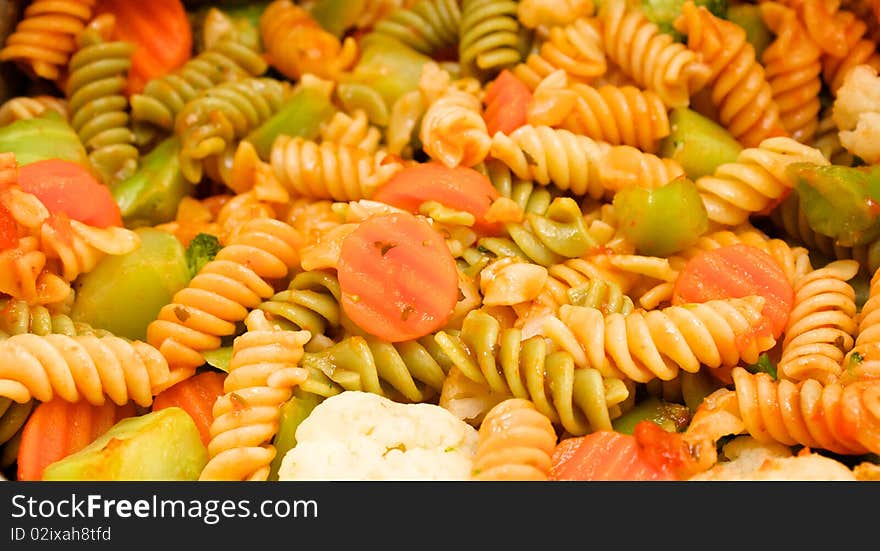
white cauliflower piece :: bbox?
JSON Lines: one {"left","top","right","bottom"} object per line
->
{"left": 688, "top": 436, "right": 856, "bottom": 481}
{"left": 832, "top": 64, "right": 880, "bottom": 165}
{"left": 277, "top": 391, "right": 480, "bottom": 481}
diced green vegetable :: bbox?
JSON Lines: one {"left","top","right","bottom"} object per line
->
{"left": 612, "top": 397, "right": 692, "bottom": 434}
{"left": 185, "top": 232, "right": 222, "bottom": 278}
{"left": 0, "top": 111, "right": 88, "bottom": 167}
{"left": 641, "top": 0, "right": 728, "bottom": 40}
{"left": 307, "top": 0, "right": 367, "bottom": 37}
{"left": 746, "top": 352, "right": 778, "bottom": 380}
{"left": 726, "top": 3, "right": 773, "bottom": 60}
{"left": 659, "top": 107, "right": 743, "bottom": 180}
{"left": 612, "top": 175, "right": 710, "bottom": 257}
{"left": 269, "top": 390, "right": 323, "bottom": 480}
{"left": 245, "top": 85, "right": 337, "bottom": 160}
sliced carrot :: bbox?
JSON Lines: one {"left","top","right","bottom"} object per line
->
{"left": 483, "top": 69, "right": 532, "bottom": 136}
{"left": 372, "top": 162, "right": 502, "bottom": 236}
{"left": 17, "top": 399, "right": 137, "bottom": 481}
{"left": 671, "top": 243, "right": 794, "bottom": 339}
{"left": 550, "top": 426, "right": 680, "bottom": 481}
{"left": 17, "top": 159, "right": 123, "bottom": 228}
{"left": 95, "top": 0, "right": 193, "bottom": 95}
{"left": 0, "top": 203, "right": 17, "bottom": 250}
{"left": 337, "top": 211, "right": 459, "bottom": 342}
{"left": 151, "top": 370, "right": 226, "bottom": 446}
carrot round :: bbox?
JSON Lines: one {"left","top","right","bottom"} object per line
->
{"left": 95, "top": 0, "right": 193, "bottom": 95}
{"left": 18, "top": 159, "right": 123, "bottom": 228}
{"left": 483, "top": 69, "right": 532, "bottom": 136}
{"left": 671, "top": 243, "right": 794, "bottom": 339}
{"left": 337, "top": 211, "right": 459, "bottom": 342}
{"left": 372, "top": 162, "right": 502, "bottom": 235}
{"left": 17, "top": 399, "right": 137, "bottom": 481}
{"left": 549, "top": 427, "right": 680, "bottom": 481}
{"left": 151, "top": 370, "right": 226, "bottom": 446}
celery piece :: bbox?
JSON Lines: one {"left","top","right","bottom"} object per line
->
{"left": 245, "top": 85, "right": 336, "bottom": 160}
{"left": 0, "top": 111, "right": 88, "bottom": 167}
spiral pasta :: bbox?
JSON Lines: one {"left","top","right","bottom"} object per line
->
{"left": 694, "top": 136, "right": 828, "bottom": 228}
{"left": 39, "top": 216, "right": 141, "bottom": 284}
{"left": 66, "top": 21, "right": 138, "bottom": 185}
{"left": 459, "top": 0, "right": 524, "bottom": 77}
{"left": 777, "top": 260, "right": 860, "bottom": 385}
{"left": 489, "top": 125, "right": 683, "bottom": 199}
{"left": 599, "top": 0, "right": 711, "bottom": 108}
{"left": 300, "top": 333, "right": 451, "bottom": 404}
{"left": 0, "top": 332, "right": 170, "bottom": 407}
{"left": 0, "top": 0, "right": 95, "bottom": 82}
{"left": 0, "top": 297, "right": 108, "bottom": 339}
{"left": 511, "top": 17, "right": 606, "bottom": 91}
{"left": 434, "top": 309, "right": 631, "bottom": 436}
{"left": 256, "top": 269, "right": 343, "bottom": 346}
{"left": 545, "top": 296, "right": 777, "bottom": 383}
{"left": 0, "top": 397, "right": 34, "bottom": 469}
{"left": 319, "top": 109, "right": 382, "bottom": 154}
{"left": 471, "top": 398, "right": 557, "bottom": 481}
{"left": 146, "top": 217, "right": 304, "bottom": 374}
{"left": 0, "top": 95, "right": 68, "bottom": 126}
{"left": 731, "top": 367, "right": 880, "bottom": 455}
{"left": 259, "top": 0, "right": 358, "bottom": 82}
{"left": 130, "top": 38, "right": 268, "bottom": 133}
{"left": 366, "top": 0, "right": 461, "bottom": 56}
{"left": 269, "top": 135, "right": 404, "bottom": 201}
{"left": 842, "top": 265, "right": 880, "bottom": 382}
{"left": 200, "top": 309, "right": 310, "bottom": 481}
{"left": 822, "top": 8, "right": 880, "bottom": 94}
{"left": 419, "top": 85, "right": 491, "bottom": 167}
{"left": 760, "top": 2, "right": 823, "bottom": 144}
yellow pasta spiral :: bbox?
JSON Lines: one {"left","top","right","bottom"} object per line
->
{"left": 842, "top": 266, "right": 880, "bottom": 382}
{"left": 319, "top": 109, "right": 382, "bottom": 154}
{"left": 600, "top": 0, "right": 711, "bottom": 108}
{"left": 471, "top": 398, "right": 558, "bottom": 481}
{"left": 269, "top": 135, "right": 404, "bottom": 201}
{"left": 675, "top": 1, "right": 787, "bottom": 147}
{"left": 778, "top": 260, "right": 860, "bottom": 385}
{"left": 0, "top": 0, "right": 96, "bottom": 82}
{"left": 259, "top": 0, "right": 358, "bottom": 82}
{"left": 731, "top": 367, "right": 880, "bottom": 455}
{"left": 419, "top": 86, "right": 491, "bottom": 168}
{"left": 694, "top": 136, "right": 828, "bottom": 228}
{"left": 200, "top": 310, "right": 310, "bottom": 481}
{"left": 147, "top": 217, "right": 304, "bottom": 374}
{"left": 0, "top": 333, "right": 170, "bottom": 407}
{"left": 512, "top": 17, "right": 606, "bottom": 91}
{"left": 0, "top": 95, "right": 68, "bottom": 126}
{"left": 760, "top": 2, "right": 823, "bottom": 143}
{"left": 549, "top": 297, "right": 777, "bottom": 383}
{"left": 822, "top": 8, "right": 880, "bottom": 93}
{"left": 39, "top": 218, "right": 141, "bottom": 283}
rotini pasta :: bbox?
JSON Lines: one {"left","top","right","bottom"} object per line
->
{"left": 0, "top": 95, "right": 68, "bottom": 126}
{"left": 459, "top": 0, "right": 525, "bottom": 77}
{"left": 471, "top": 397, "right": 557, "bottom": 481}
{"left": 511, "top": 17, "right": 606, "bottom": 91}
{"left": 366, "top": 0, "right": 461, "bottom": 56}
{"left": 419, "top": 83, "right": 491, "bottom": 167}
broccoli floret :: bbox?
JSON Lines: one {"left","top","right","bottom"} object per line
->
{"left": 640, "top": 0, "right": 729, "bottom": 41}
{"left": 185, "top": 232, "right": 221, "bottom": 277}
{"left": 746, "top": 352, "right": 778, "bottom": 380}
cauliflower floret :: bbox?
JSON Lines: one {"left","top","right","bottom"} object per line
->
{"left": 688, "top": 436, "right": 857, "bottom": 481}
{"left": 277, "top": 391, "right": 480, "bottom": 481}
{"left": 832, "top": 64, "right": 880, "bottom": 164}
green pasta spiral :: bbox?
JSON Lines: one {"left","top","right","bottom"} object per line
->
{"left": 130, "top": 38, "right": 268, "bottom": 135}
{"left": 365, "top": 0, "right": 461, "bottom": 56}
{"left": 459, "top": 0, "right": 527, "bottom": 77}
{"left": 299, "top": 334, "right": 453, "bottom": 404}
{"left": 0, "top": 397, "right": 34, "bottom": 471}
{"left": 65, "top": 30, "right": 138, "bottom": 185}
{"left": 175, "top": 76, "right": 289, "bottom": 183}
{"left": 0, "top": 298, "right": 110, "bottom": 340}
{"left": 256, "top": 270, "right": 343, "bottom": 345}
{"left": 566, "top": 278, "right": 635, "bottom": 315}
{"left": 434, "top": 309, "right": 631, "bottom": 435}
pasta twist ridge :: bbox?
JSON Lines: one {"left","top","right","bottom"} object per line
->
{"left": 66, "top": 24, "right": 138, "bottom": 185}
{"left": 731, "top": 367, "right": 880, "bottom": 455}
{"left": 512, "top": 17, "right": 606, "bottom": 91}
{"left": 175, "top": 77, "right": 289, "bottom": 183}
{"left": 0, "top": 333, "right": 170, "bottom": 407}
{"left": 200, "top": 310, "right": 310, "bottom": 481}
{"left": 319, "top": 109, "right": 382, "bottom": 154}
{"left": 256, "top": 269, "right": 343, "bottom": 344}
{"left": 548, "top": 297, "right": 777, "bottom": 383}
{"left": 434, "top": 309, "right": 631, "bottom": 436}
{"left": 471, "top": 398, "right": 557, "bottom": 481}
{"left": 842, "top": 266, "right": 880, "bottom": 382}
{"left": 694, "top": 136, "right": 829, "bottom": 227}
{"left": 760, "top": 2, "right": 823, "bottom": 143}
{"left": 259, "top": 0, "right": 358, "bottom": 82}
{"left": 39, "top": 216, "right": 141, "bottom": 283}
{"left": 0, "top": 397, "right": 33, "bottom": 459}
{"left": 0, "top": 297, "right": 109, "bottom": 339}
{"left": 130, "top": 38, "right": 268, "bottom": 133}
{"left": 147, "top": 217, "right": 304, "bottom": 373}
{"left": 778, "top": 260, "right": 860, "bottom": 385}
{"left": 600, "top": 0, "right": 711, "bottom": 108}
{"left": 367, "top": 0, "right": 461, "bottom": 56}
{"left": 0, "top": 0, "right": 96, "bottom": 82}
{"left": 675, "top": 1, "right": 787, "bottom": 147}
{"left": 0, "top": 95, "right": 68, "bottom": 126}
{"left": 459, "top": 0, "right": 524, "bottom": 76}
{"left": 822, "top": 9, "right": 880, "bottom": 94}
{"left": 270, "top": 135, "right": 404, "bottom": 201}
{"left": 419, "top": 86, "right": 491, "bottom": 168}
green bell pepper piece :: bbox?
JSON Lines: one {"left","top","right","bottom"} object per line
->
{"left": 244, "top": 85, "right": 336, "bottom": 160}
